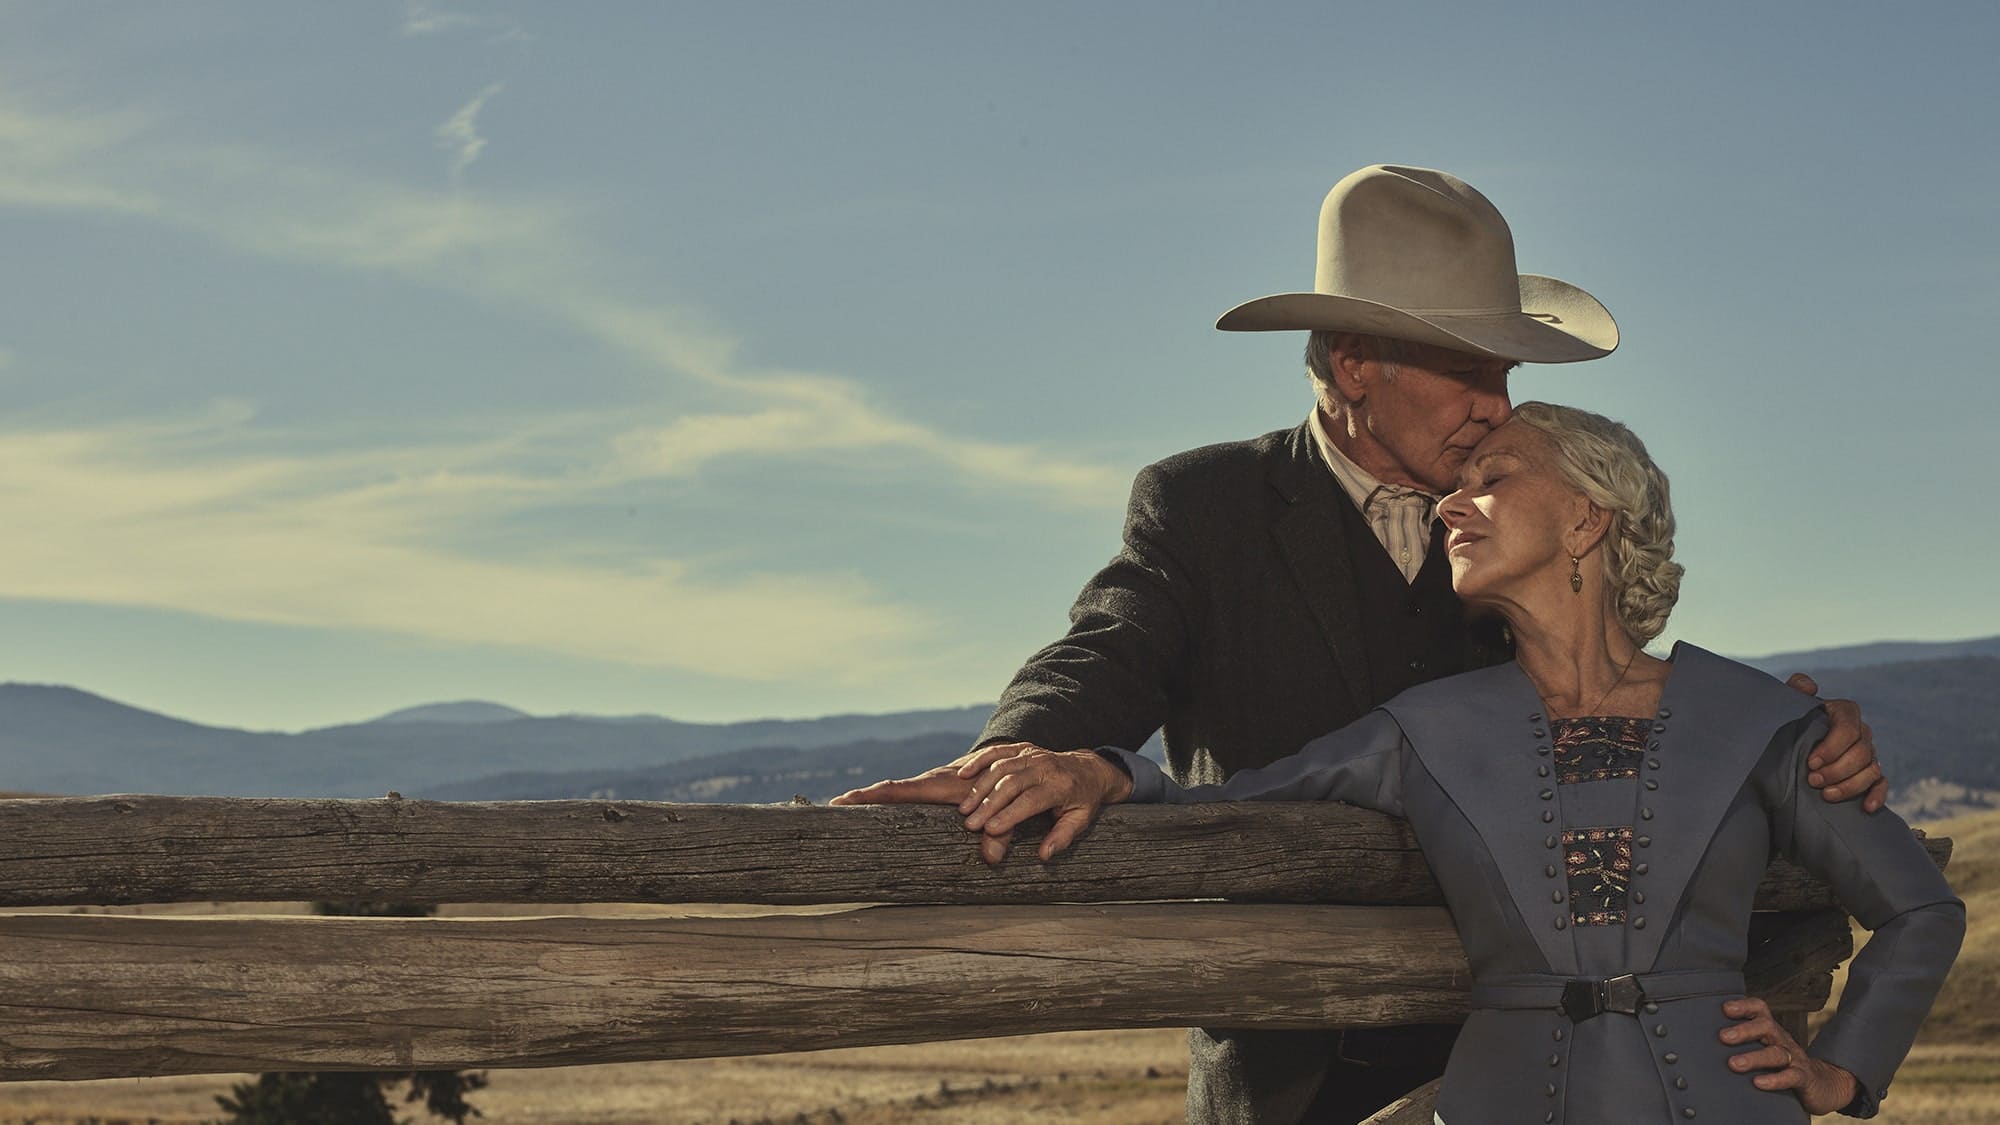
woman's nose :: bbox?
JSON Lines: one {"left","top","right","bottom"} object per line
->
{"left": 1436, "top": 488, "right": 1470, "bottom": 527}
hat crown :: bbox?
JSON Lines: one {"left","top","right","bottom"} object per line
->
{"left": 1315, "top": 165, "right": 1523, "bottom": 314}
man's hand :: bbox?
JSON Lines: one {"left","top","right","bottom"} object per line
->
{"left": 830, "top": 743, "right": 1047, "bottom": 861}
{"left": 829, "top": 761, "right": 981, "bottom": 808}
{"left": 958, "top": 747, "right": 1134, "bottom": 864}
{"left": 1786, "top": 674, "right": 1889, "bottom": 812}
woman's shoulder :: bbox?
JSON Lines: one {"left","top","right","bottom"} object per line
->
{"left": 1374, "top": 642, "right": 1821, "bottom": 743}
{"left": 1374, "top": 661, "right": 1534, "bottom": 742}
{"left": 1657, "top": 642, "right": 1821, "bottom": 727}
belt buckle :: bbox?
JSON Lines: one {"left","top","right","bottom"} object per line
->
{"left": 1560, "top": 974, "right": 1646, "bottom": 1022}
{"left": 1559, "top": 979, "right": 1600, "bottom": 1021}
{"left": 1600, "top": 973, "right": 1645, "bottom": 1014}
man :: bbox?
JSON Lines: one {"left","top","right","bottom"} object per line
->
{"left": 839, "top": 165, "right": 1885, "bottom": 1124}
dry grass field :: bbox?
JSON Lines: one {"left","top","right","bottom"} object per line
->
{"left": 0, "top": 1030, "right": 1191, "bottom": 1124}
{"left": 0, "top": 807, "right": 1991, "bottom": 1124}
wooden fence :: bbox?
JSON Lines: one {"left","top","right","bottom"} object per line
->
{"left": 0, "top": 795, "right": 1952, "bottom": 1108}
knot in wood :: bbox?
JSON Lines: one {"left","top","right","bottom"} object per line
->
{"left": 601, "top": 806, "right": 628, "bottom": 823}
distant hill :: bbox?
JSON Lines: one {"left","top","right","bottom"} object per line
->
{"left": 1741, "top": 635, "right": 2000, "bottom": 676}
{"left": 425, "top": 731, "right": 977, "bottom": 804}
{"left": 1780, "top": 656, "right": 2000, "bottom": 793}
{"left": 0, "top": 683, "right": 991, "bottom": 798}
{"left": 368, "top": 701, "right": 531, "bottom": 724}
{"left": 1917, "top": 805, "right": 2000, "bottom": 1044}
{"left": 1, "top": 637, "right": 1993, "bottom": 800}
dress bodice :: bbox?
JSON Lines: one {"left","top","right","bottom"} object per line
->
{"left": 1109, "top": 644, "right": 1965, "bottom": 1123}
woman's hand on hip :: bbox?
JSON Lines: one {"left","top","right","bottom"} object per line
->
{"left": 1718, "top": 996, "right": 1858, "bottom": 1114}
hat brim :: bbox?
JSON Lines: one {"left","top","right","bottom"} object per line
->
{"left": 1215, "top": 274, "right": 1617, "bottom": 364}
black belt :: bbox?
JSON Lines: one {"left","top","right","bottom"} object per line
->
{"left": 1469, "top": 970, "right": 1745, "bottom": 1023}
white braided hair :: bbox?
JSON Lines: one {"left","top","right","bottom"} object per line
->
{"left": 1508, "top": 401, "right": 1684, "bottom": 644}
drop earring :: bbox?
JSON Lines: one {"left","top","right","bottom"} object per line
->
{"left": 1569, "top": 556, "right": 1583, "bottom": 594}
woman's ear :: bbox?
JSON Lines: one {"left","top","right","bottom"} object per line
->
{"left": 1568, "top": 499, "right": 1612, "bottom": 558}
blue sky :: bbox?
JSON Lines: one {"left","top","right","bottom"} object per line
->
{"left": 1, "top": 2, "right": 1995, "bottom": 730}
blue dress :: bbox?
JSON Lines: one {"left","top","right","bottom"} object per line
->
{"left": 1105, "top": 644, "right": 1964, "bottom": 1123}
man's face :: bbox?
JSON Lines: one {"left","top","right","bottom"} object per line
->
{"left": 1350, "top": 342, "right": 1515, "bottom": 494}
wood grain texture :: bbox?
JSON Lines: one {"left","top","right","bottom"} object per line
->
{"left": 0, "top": 905, "right": 1477, "bottom": 1081}
{"left": 1361, "top": 1077, "right": 1443, "bottom": 1124}
{"left": 0, "top": 905, "right": 1857, "bottom": 1083}
{"left": 0, "top": 797, "right": 1951, "bottom": 908}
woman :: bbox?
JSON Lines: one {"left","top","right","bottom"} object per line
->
{"left": 839, "top": 403, "right": 1963, "bottom": 1123}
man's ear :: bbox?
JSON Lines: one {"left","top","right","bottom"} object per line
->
{"left": 1330, "top": 334, "right": 1372, "bottom": 405}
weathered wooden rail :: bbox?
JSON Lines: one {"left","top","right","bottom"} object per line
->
{"left": 2, "top": 795, "right": 1939, "bottom": 908}
{"left": 0, "top": 796, "right": 1951, "bottom": 1090}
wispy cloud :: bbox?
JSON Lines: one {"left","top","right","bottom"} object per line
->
{"left": 400, "top": 1, "right": 477, "bottom": 37}
{"left": 400, "top": 2, "right": 529, "bottom": 43}
{"left": 0, "top": 88, "right": 1126, "bottom": 508}
{"left": 434, "top": 83, "right": 502, "bottom": 184}
{"left": 0, "top": 100, "right": 160, "bottom": 214}
{"left": 0, "top": 408, "right": 929, "bottom": 681}
{"left": 0, "top": 84, "right": 1125, "bottom": 674}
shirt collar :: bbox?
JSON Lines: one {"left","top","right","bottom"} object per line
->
{"left": 1306, "top": 408, "right": 1442, "bottom": 521}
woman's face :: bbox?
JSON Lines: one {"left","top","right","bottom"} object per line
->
{"left": 1437, "top": 421, "right": 1587, "bottom": 608}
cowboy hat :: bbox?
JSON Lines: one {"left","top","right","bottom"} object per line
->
{"left": 1216, "top": 165, "right": 1618, "bottom": 363}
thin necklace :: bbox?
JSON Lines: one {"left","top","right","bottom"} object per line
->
{"left": 1543, "top": 650, "right": 1639, "bottom": 719}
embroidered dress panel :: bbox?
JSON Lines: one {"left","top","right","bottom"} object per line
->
{"left": 1553, "top": 717, "right": 1648, "bottom": 928}
{"left": 1563, "top": 825, "right": 1634, "bottom": 926}
{"left": 1552, "top": 715, "right": 1650, "bottom": 783}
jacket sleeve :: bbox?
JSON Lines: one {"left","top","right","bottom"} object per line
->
{"left": 1766, "top": 711, "right": 1966, "bottom": 1118}
{"left": 979, "top": 460, "right": 1205, "bottom": 755}
{"left": 1102, "top": 709, "right": 1410, "bottom": 817}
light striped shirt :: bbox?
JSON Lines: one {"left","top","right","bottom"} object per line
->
{"left": 1307, "top": 408, "right": 1441, "bottom": 584}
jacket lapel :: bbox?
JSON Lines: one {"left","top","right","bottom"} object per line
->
{"left": 1385, "top": 662, "right": 1583, "bottom": 973}
{"left": 1267, "top": 421, "right": 1370, "bottom": 716}
{"left": 1624, "top": 644, "right": 1823, "bottom": 970}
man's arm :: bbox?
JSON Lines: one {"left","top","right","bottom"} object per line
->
{"left": 978, "top": 459, "right": 1205, "bottom": 756}
{"left": 835, "top": 460, "right": 1207, "bottom": 862}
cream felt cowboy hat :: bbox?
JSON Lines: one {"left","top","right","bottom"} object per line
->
{"left": 1217, "top": 165, "right": 1618, "bottom": 363}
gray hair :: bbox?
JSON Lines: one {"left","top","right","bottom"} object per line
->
{"left": 1304, "top": 331, "right": 1418, "bottom": 403}
{"left": 1507, "top": 401, "right": 1684, "bottom": 644}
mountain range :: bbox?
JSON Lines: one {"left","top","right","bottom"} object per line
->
{"left": 0, "top": 684, "right": 991, "bottom": 798}
{"left": 0, "top": 634, "right": 1993, "bottom": 807}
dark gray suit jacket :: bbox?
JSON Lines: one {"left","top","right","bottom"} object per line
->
{"left": 981, "top": 421, "right": 1508, "bottom": 1121}
{"left": 982, "top": 420, "right": 1506, "bottom": 784}
{"left": 1108, "top": 645, "right": 1965, "bottom": 1123}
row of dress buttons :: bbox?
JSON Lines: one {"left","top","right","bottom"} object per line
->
{"left": 1648, "top": 1004, "right": 1699, "bottom": 1118}
{"left": 1634, "top": 708, "right": 1669, "bottom": 929}
{"left": 1531, "top": 710, "right": 1569, "bottom": 928}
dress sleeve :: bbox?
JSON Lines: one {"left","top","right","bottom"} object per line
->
{"left": 1765, "top": 711, "right": 1967, "bottom": 1118}
{"left": 978, "top": 460, "right": 1203, "bottom": 756}
{"left": 1101, "top": 709, "right": 1411, "bottom": 817}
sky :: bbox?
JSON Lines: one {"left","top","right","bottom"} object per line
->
{"left": 0, "top": 1, "right": 1995, "bottom": 731}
